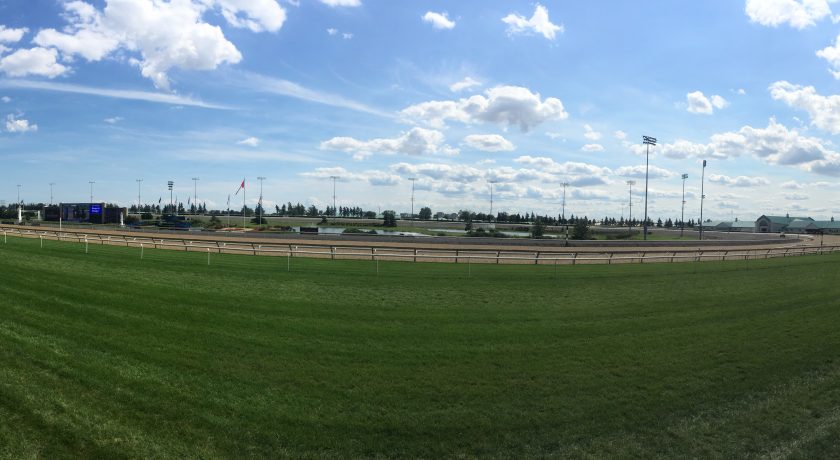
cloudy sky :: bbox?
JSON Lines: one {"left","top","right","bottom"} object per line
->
{"left": 1, "top": 0, "right": 840, "bottom": 220}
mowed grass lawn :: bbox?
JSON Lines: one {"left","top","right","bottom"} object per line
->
{"left": 1, "top": 237, "right": 840, "bottom": 458}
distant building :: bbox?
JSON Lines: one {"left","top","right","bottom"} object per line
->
{"left": 755, "top": 215, "right": 813, "bottom": 233}
{"left": 48, "top": 203, "right": 126, "bottom": 224}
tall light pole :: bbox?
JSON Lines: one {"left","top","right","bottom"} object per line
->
{"left": 136, "top": 179, "right": 143, "bottom": 211}
{"left": 489, "top": 180, "right": 498, "bottom": 220}
{"left": 167, "top": 181, "right": 174, "bottom": 214}
{"left": 89, "top": 180, "right": 95, "bottom": 204}
{"left": 329, "top": 176, "right": 339, "bottom": 217}
{"left": 192, "top": 177, "right": 199, "bottom": 214}
{"left": 257, "top": 176, "right": 266, "bottom": 227}
{"left": 561, "top": 181, "right": 569, "bottom": 223}
{"left": 49, "top": 182, "right": 55, "bottom": 205}
{"left": 642, "top": 135, "right": 657, "bottom": 241}
{"left": 680, "top": 173, "right": 688, "bottom": 237}
{"left": 408, "top": 177, "right": 417, "bottom": 219}
{"left": 699, "top": 160, "right": 707, "bottom": 241}
{"left": 16, "top": 184, "right": 21, "bottom": 206}
{"left": 626, "top": 180, "right": 636, "bottom": 233}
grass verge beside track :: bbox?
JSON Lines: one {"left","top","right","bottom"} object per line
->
{"left": 1, "top": 236, "right": 839, "bottom": 458}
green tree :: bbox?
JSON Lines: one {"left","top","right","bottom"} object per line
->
{"left": 571, "top": 219, "right": 591, "bottom": 240}
{"left": 419, "top": 207, "right": 432, "bottom": 220}
{"left": 383, "top": 210, "right": 397, "bottom": 227}
{"left": 531, "top": 217, "right": 546, "bottom": 238}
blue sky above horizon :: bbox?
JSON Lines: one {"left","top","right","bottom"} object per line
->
{"left": 1, "top": 0, "right": 840, "bottom": 220}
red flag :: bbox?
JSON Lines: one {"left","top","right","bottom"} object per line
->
{"left": 235, "top": 178, "right": 245, "bottom": 196}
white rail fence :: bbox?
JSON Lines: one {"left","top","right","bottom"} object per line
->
{"left": 3, "top": 227, "right": 838, "bottom": 266}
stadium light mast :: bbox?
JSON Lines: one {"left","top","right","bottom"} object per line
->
{"left": 561, "top": 181, "right": 569, "bottom": 223}
{"left": 257, "top": 176, "right": 266, "bottom": 227}
{"left": 699, "top": 160, "right": 707, "bottom": 241}
{"left": 49, "top": 182, "right": 55, "bottom": 205}
{"left": 626, "top": 180, "right": 636, "bottom": 233}
{"left": 89, "top": 180, "right": 95, "bottom": 204}
{"left": 192, "top": 177, "right": 199, "bottom": 214}
{"left": 489, "top": 179, "right": 499, "bottom": 220}
{"left": 408, "top": 177, "right": 417, "bottom": 219}
{"left": 680, "top": 174, "right": 688, "bottom": 237}
{"left": 329, "top": 176, "right": 339, "bottom": 218}
{"left": 642, "top": 135, "right": 657, "bottom": 241}
{"left": 16, "top": 184, "right": 21, "bottom": 206}
{"left": 167, "top": 181, "right": 174, "bottom": 214}
{"left": 136, "top": 179, "right": 143, "bottom": 211}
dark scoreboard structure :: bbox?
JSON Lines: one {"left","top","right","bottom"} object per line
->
{"left": 49, "top": 203, "right": 126, "bottom": 224}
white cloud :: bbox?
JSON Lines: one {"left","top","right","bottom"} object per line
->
{"left": 422, "top": 11, "right": 455, "bottom": 30}
{"left": 770, "top": 81, "right": 840, "bottom": 133}
{"left": 237, "top": 136, "right": 260, "bottom": 147}
{"left": 816, "top": 35, "right": 840, "bottom": 77}
{"left": 0, "top": 25, "right": 28, "bottom": 43}
{"left": 326, "top": 27, "right": 338, "bottom": 35}
{"left": 785, "top": 192, "right": 810, "bottom": 200}
{"left": 0, "top": 79, "right": 229, "bottom": 109}
{"left": 319, "top": 0, "right": 361, "bottom": 6}
{"left": 745, "top": 0, "right": 833, "bottom": 29}
{"left": 342, "top": 32, "right": 353, "bottom": 40}
{"left": 463, "top": 134, "right": 515, "bottom": 152}
{"left": 736, "top": 88, "right": 747, "bottom": 95}
{"left": 302, "top": 167, "right": 400, "bottom": 187}
{"left": 0, "top": 47, "right": 67, "bottom": 78}
{"left": 583, "top": 124, "right": 602, "bottom": 140}
{"left": 5, "top": 113, "right": 37, "bottom": 133}
{"left": 616, "top": 165, "right": 675, "bottom": 179}
{"left": 320, "top": 127, "right": 459, "bottom": 160}
{"left": 25, "top": 0, "right": 277, "bottom": 90}
{"left": 449, "top": 77, "right": 480, "bottom": 92}
{"left": 613, "top": 130, "right": 627, "bottom": 141}
{"left": 104, "top": 116, "right": 123, "bottom": 124}
{"left": 708, "top": 174, "right": 770, "bottom": 187}
{"left": 686, "top": 90, "right": 727, "bottom": 114}
{"left": 1, "top": 96, "right": 9, "bottom": 103}
{"left": 401, "top": 85, "right": 568, "bottom": 131}
{"left": 581, "top": 143, "right": 604, "bottom": 152}
{"left": 781, "top": 180, "right": 804, "bottom": 189}
{"left": 545, "top": 131, "right": 564, "bottom": 140}
{"left": 643, "top": 119, "right": 834, "bottom": 172}
{"left": 502, "top": 3, "right": 563, "bottom": 40}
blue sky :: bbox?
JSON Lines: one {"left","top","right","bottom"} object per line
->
{"left": 1, "top": 0, "right": 840, "bottom": 220}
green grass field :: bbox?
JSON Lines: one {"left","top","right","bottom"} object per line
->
{"left": 1, "top": 236, "right": 839, "bottom": 458}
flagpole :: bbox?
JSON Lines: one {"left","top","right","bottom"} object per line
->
{"left": 243, "top": 179, "right": 246, "bottom": 229}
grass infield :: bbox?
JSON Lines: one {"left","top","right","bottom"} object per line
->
{"left": 1, "top": 236, "right": 839, "bottom": 458}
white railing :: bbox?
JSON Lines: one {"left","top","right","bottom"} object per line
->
{"left": 2, "top": 227, "right": 837, "bottom": 266}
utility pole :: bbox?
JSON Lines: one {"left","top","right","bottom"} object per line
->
{"left": 561, "top": 181, "right": 569, "bottom": 224}
{"left": 192, "top": 177, "right": 199, "bottom": 214}
{"left": 680, "top": 173, "right": 688, "bottom": 237}
{"left": 89, "top": 180, "right": 95, "bottom": 204}
{"left": 700, "top": 160, "right": 707, "bottom": 240}
{"left": 257, "top": 176, "right": 266, "bottom": 228}
{"left": 626, "top": 180, "right": 636, "bottom": 233}
{"left": 642, "top": 135, "right": 657, "bottom": 240}
{"left": 136, "top": 179, "right": 143, "bottom": 211}
{"left": 329, "top": 176, "right": 339, "bottom": 218}
{"left": 408, "top": 177, "right": 417, "bottom": 219}
{"left": 167, "top": 181, "right": 174, "bottom": 215}
{"left": 489, "top": 180, "right": 499, "bottom": 220}
{"left": 16, "top": 184, "right": 21, "bottom": 207}
{"left": 48, "top": 182, "right": 55, "bottom": 206}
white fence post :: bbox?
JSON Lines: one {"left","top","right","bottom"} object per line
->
{"left": 140, "top": 243, "right": 144, "bottom": 259}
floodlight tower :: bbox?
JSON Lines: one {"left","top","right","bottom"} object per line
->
{"left": 329, "top": 176, "right": 339, "bottom": 217}
{"left": 136, "top": 179, "right": 143, "bottom": 211}
{"left": 192, "top": 177, "right": 200, "bottom": 214}
{"left": 89, "top": 180, "right": 95, "bottom": 204}
{"left": 489, "top": 179, "right": 499, "bottom": 220}
{"left": 700, "top": 160, "right": 707, "bottom": 240}
{"left": 561, "top": 181, "right": 569, "bottom": 223}
{"left": 49, "top": 182, "right": 55, "bottom": 205}
{"left": 626, "top": 180, "right": 636, "bottom": 233}
{"left": 680, "top": 173, "right": 688, "bottom": 237}
{"left": 408, "top": 177, "right": 417, "bottom": 219}
{"left": 167, "top": 181, "right": 174, "bottom": 214}
{"left": 642, "top": 135, "right": 657, "bottom": 240}
{"left": 257, "top": 176, "right": 266, "bottom": 226}
{"left": 16, "top": 184, "right": 21, "bottom": 207}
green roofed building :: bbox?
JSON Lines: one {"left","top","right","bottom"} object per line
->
{"left": 755, "top": 215, "right": 813, "bottom": 233}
